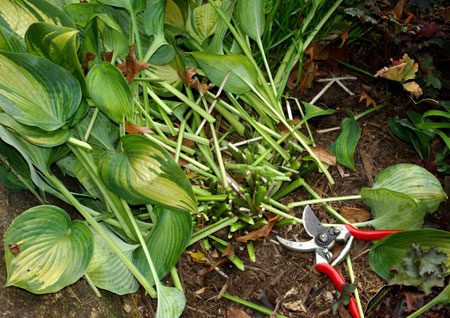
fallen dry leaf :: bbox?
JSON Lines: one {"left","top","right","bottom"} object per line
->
{"left": 125, "top": 121, "right": 154, "bottom": 134}
{"left": 393, "top": 0, "right": 410, "bottom": 21}
{"left": 178, "top": 67, "right": 215, "bottom": 94}
{"left": 359, "top": 150, "right": 374, "bottom": 184}
{"left": 226, "top": 308, "right": 251, "bottom": 318}
{"left": 340, "top": 30, "right": 349, "bottom": 46}
{"left": 283, "top": 300, "right": 307, "bottom": 312}
{"left": 375, "top": 54, "right": 418, "bottom": 83}
{"left": 200, "top": 258, "right": 228, "bottom": 275}
{"left": 235, "top": 216, "right": 280, "bottom": 242}
{"left": 339, "top": 206, "right": 372, "bottom": 223}
{"left": 400, "top": 289, "right": 425, "bottom": 313}
{"left": 311, "top": 146, "right": 336, "bottom": 166}
{"left": 359, "top": 92, "right": 376, "bottom": 107}
{"left": 221, "top": 244, "right": 235, "bottom": 257}
{"left": 402, "top": 81, "right": 423, "bottom": 98}
{"left": 116, "top": 44, "right": 150, "bottom": 83}
{"left": 187, "top": 250, "right": 207, "bottom": 263}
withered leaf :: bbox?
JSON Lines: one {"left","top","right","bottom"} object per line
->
{"left": 116, "top": 44, "right": 150, "bottom": 83}
{"left": 125, "top": 121, "right": 154, "bottom": 134}
{"left": 359, "top": 92, "right": 376, "bottom": 107}
{"left": 187, "top": 250, "right": 207, "bottom": 263}
{"left": 178, "top": 67, "right": 215, "bottom": 94}
{"left": 235, "top": 216, "right": 280, "bottom": 242}
{"left": 400, "top": 290, "right": 425, "bottom": 313}
{"left": 402, "top": 81, "right": 423, "bottom": 98}
{"left": 226, "top": 308, "right": 251, "bottom": 318}
{"left": 374, "top": 54, "right": 418, "bottom": 83}
{"left": 200, "top": 258, "right": 228, "bottom": 275}
{"left": 311, "top": 146, "right": 336, "bottom": 166}
{"left": 339, "top": 206, "right": 372, "bottom": 223}
{"left": 222, "top": 244, "right": 235, "bottom": 257}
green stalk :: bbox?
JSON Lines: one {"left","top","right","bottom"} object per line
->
{"left": 272, "top": 178, "right": 304, "bottom": 200}
{"left": 154, "top": 122, "right": 209, "bottom": 145}
{"left": 84, "top": 274, "right": 101, "bottom": 297}
{"left": 174, "top": 119, "right": 187, "bottom": 163}
{"left": 196, "top": 195, "right": 228, "bottom": 202}
{"left": 288, "top": 195, "right": 362, "bottom": 208}
{"left": 207, "top": 107, "right": 229, "bottom": 189}
{"left": 346, "top": 256, "right": 364, "bottom": 318}
{"left": 354, "top": 103, "right": 388, "bottom": 120}
{"left": 134, "top": 99, "right": 167, "bottom": 139}
{"left": 294, "top": 98, "right": 315, "bottom": 146}
{"left": 170, "top": 267, "right": 183, "bottom": 292}
{"left": 47, "top": 175, "right": 157, "bottom": 297}
{"left": 222, "top": 293, "right": 287, "bottom": 318}
{"left": 259, "top": 203, "right": 302, "bottom": 224}
{"left": 247, "top": 241, "right": 256, "bottom": 262}
{"left": 129, "top": 11, "right": 143, "bottom": 59}
{"left": 68, "top": 137, "right": 92, "bottom": 151}
{"left": 83, "top": 108, "right": 99, "bottom": 141}
{"left": 189, "top": 217, "right": 239, "bottom": 245}
{"left": 407, "top": 285, "right": 449, "bottom": 318}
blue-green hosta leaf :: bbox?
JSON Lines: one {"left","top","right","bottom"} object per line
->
{"left": 4, "top": 205, "right": 93, "bottom": 294}
{"left": 330, "top": 116, "right": 361, "bottom": 171}
{"left": 190, "top": 52, "right": 258, "bottom": 95}
{"left": 371, "top": 164, "right": 447, "bottom": 213}
{"left": 236, "top": 0, "right": 265, "bottom": 41}
{"left": 156, "top": 285, "right": 186, "bottom": 318}
{"left": 134, "top": 208, "right": 192, "bottom": 286}
{"left": 87, "top": 225, "right": 139, "bottom": 295}
{"left": 0, "top": 0, "right": 74, "bottom": 38}
{"left": 369, "top": 229, "right": 450, "bottom": 279}
{"left": 25, "top": 23, "right": 86, "bottom": 93}
{"left": 361, "top": 188, "right": 423, "bottom": 230}
{"left": 0, "top": 112, "right": 70, "bottom": 147}
{"left": 209, "top": 0, "right": 234, "bottom": 54}
{"left": 0, "top": 51, "right": 82, "bottom": 131}
{"left": 86, "top": 62, "right": 133, "bottom": 123}
{"left": 99, "top": 135, "right": 197, "bottom": 213}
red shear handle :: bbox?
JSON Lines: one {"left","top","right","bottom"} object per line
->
{"left": 345, "top": 224, "right": 401, "bottom": 241}
{"left": 316, "top": 263, "right": 360, "bottom": 318}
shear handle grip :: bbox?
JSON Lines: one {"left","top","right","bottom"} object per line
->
{"left": 316, "top": 263, "right": 360, "bottom": 318}
{"left": 345, "top": 224, "right": 401, "bottom": 241}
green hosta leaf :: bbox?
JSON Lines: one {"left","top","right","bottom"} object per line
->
{"left": 236, "top": 0, "right": 265, "bottom": 41}
{"left": 369, "top": 229, "right": 450, "bottom": 280}
{"left": 0, "top": 161, "right": 25, "bottom": 190}
{"left": 156, "top": 285, "right": 186, "bottom": 318}
{"left": 134, "top": 207, "right": 192, "bottom": 286}
{"left": 0, "top": 52, "right": 82, "bottom": 131}
{"left": 87, "top": 225, "right": 139, "bottom": 295}
{"left": 302, "top": 102, "right": 336, "bottom": 121}
{"left": 0, "top": 15, "right": 25, "bottom": 52}
{"left": 0, "top": 112, "right": 70, "bottom": 147}
{"left": 4, "top": 205, "right": 93, "bottom": 294}
{"left": 96, "top": 0, "right": 132, "bottom": 11}
{"left": 99, "top": 135, "right": 197, "bottom": 213}
{"left": 209, "top": 0, "right": 234, "bottom": 54}
{"left": 361, "top": 188, "right": 423, "bottom": 230}
{"left": 330, "top": 117, "right": 361, "bottom": 171}
{"left": 25, "top": 23, "right": 86, "bottom": 93}
{"left": 0, "top": 0, "right": 74, "bottom": 38}
{"left": 86, "top": 62, "right": 133, "bottom": 123}
{"left": 188, "top": 1, "right": 219, "bottom": 43}
{"left": 56, "top": 155, "right": 98, "bottom": 197}
{"left": 371, "top": 164, "right": 446, "bottom": 213}
{"left": 190, "top": 52, "right": 258, "bottom": 95}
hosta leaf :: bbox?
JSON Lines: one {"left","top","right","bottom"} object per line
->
{"left": 134, "top": 208, "right": 192, "bottom": 286}
{"left": 87, "top": 225, "right": 139, "bottom": 295}
{"left": 56, "top": 155, "right": 98, "bottom": 197}
{"left": 190, "top": 52, "right": 258, "bottom": 95}
{"left": 189, "top": 1, "right": 218, "bottom": 43}
{"left": 0, "top": 0, "right": 74, "bottom": 38}
{"left": 0, "top": 15, "right": 25, "bottom": 52}
{"left": 0, "top": 112, "right": 70, "bottom": 147}
{"left": 96, "top": 0, "right": 132, "bottom": 11}
{"left": 86, "top": 62, "right": 133, "bottom": 123}
{"left": 156, "top": 285, "right": 186, "bottom": 318}
{"left": 236, "top": 0, "right": 265, "bottom": 41}
{"left": 0, "top": 51, "right": 82, "bottom": 131}
{"left": 368, "top": 229, "right": 450, "bottom": 280}
{"left": 302, "top": 102, "right": 336, "bottom": 121}
{"left": 329, "top": 117, "right": 361, "bottom": 171}
{"left": 361, "top": 188, "right": 424, "bottom": 230}
{"left": 209, "top": 0, "right": 235, "bottom": 54}
{"left": 25, "top": 23, "right": 86, "bottom": 93}
{"left": 4, "top": 205, "right": 93, "bottom": 294}
{"left": 371, "top": 164, "right": 446, "bottom": 213}
{"left": 99, "top": 134, "right": 197, "bottom": 213}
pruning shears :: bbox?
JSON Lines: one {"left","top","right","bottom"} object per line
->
{"left": 277, "top": 206, "right": 401, "bottom": 318}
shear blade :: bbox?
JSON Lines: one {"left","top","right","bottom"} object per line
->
{"left": 303, "top": 205, "right": 327, "bottom": 238}
{"left": 276, "top": 236, "right": 318, "bottom": 252}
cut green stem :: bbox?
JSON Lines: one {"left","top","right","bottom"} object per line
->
{"left": 222, "top": 293, "right": 287, "bottom": 318}
{"left": 288, "top": 195, "right": 362, "bottom": 208}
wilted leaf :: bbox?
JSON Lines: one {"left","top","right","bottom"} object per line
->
{"left": 402, "top": 81, "right": 423, "bottom": 98}
{"left": 116, "top": 44, "right": 150, "bottom": 83}
{"left": 375, "top": 54, "right": 418, "bottom": 83}
{"left": 4, "top": 205, "right": 93, "bottom": 294}
{"left": 227, "top": 307, "right": 251, "bottom": 318}
{"left": 311, "top": 146, "right": 336, "bottom": 166}
{"left": 235, "top": 216, "right": 280, "bottom": 242}
{"left": 359, "top": 92, "right": 376, "bottom": 107}
{"left": 125, "top": 121, "right": 154, "bottom": 134}
{"left": 187, "top": 250, "right": 207, "bottom": 263}
{"left": 339, "top": 206, "right": 371, "bottom": 223}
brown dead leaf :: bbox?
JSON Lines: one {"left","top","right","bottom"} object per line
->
{"left": 200, "top": 258, "right": 228, "bottom": 275}
{"left": 360, "top": 151, "right": 374, "bottom": 184}
{"left": 8, "top": 244, "right": 21, "bottom": 256}
{"left": 340, "top": 30, "right": 349, "bottom": 46}
{"left": 235, "top": 216, "right": 280, "bottom": 242}
{"left": 226, "top": 308, "right": 251, "bottom": 318}
{"left": 393, "top": 0, "right": 410, "bottom": 21}
{"left": 311, "top": 146, "right": 336, "bottom": 166}
{"left": 339, "top": 206, "right": 372, "bottom": 223}
{"left": 125, "top": 121, "right": 154, "bottom": 134}
{"left": 116, "top": 44, "right": 150, "bottom": 83}
{"left": 283, "top": 300, "right": 307, "bottom": 312}
{"left": 277, "top": 118, "right": 301, "bottom": 136}
{"left": 221, "top": 244, "right": 235, "bottom": 257}
{"left": 359, "top": 92, "right": 376, "bottom": 107}
{"left": 178, "top": 67, "right": 215, "bottom": 94}
{"left": 82, "top": 52, "right": 95, "bottom": 75}
{"left": 402, "top": 81, "right": 423, "bottom": 98}
{"left": 400, "top": 289, "right": 425, "bottom": 313}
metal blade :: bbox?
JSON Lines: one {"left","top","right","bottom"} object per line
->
{"left": 303, "top": 205, "right": 327, "bottom": 238}
{"left": 276, "top": 236, "right": 318, "bottom": 252}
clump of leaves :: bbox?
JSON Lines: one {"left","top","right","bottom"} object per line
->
{"left": 389, "top": 244, "right": 447, "bottom": 294}
{"left": 332, "top": 283, "right": 357, "bottom": 314}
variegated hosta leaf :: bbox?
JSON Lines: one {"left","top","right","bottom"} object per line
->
{"left": 134, "top": 208, "right": 192, "bottom": 286}
{"left": 190, "top": 52, "right": 258, "bottom": 95}
{"left": 187, "top": 1, "right": 219, "bottom": 43}
{"left": 0, "top": 52, "right": 82, "bottom": 131}
{"left": 157, "top": 285, "right": 186, "bottom": 318}
{"left": 25, "top": 22, "right": 86, "bottom": 92}
{"left": 99, "top": 135, "right": 197, "bottom": 213}
{"left": 4, "top": 205, "right": 93, "bottom": 294}
{"left": 87, "top": 225, "right": 139, "bottom": 295}
{"left": 371, "top": 164, "right": 446, "bottom": 213}
{"left": 86, "top": 62, "right": 133, "bottom": 124}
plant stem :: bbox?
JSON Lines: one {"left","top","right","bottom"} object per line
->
{"left": 84, "top": 108, "right": 99, "bottom": 141}
{"left": 222, "top": 293, "right": 287, "bottom": 318}
{"left": 346, "top": 256, "right": 364, "bottom": 318}
{"left": 170, "top": 267, "right": 183, "bottom": 292}
{"left": 288, "top": 195, "right": 362, "bottom": 208}
{"left": 354, "top": 103, "right": 388, "bottom": 120}
{"left": 174, "top": 119, "right": 187, "bottom": 163}
{"left": 259, "top": 203, "right": 302, "bottom": 224}
{"left": 84, "top": 274, "right": 101, "bottom": 297}
{"left": 47, "top": 175, "right": 157, "bottom": 297}
{"left": 189, "top": 217, "right": 239, "bottom": 245}
{"left": 68, "top": 137, "right": 92, "bottom": 151}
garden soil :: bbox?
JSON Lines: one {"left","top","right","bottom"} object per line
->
{"left": 1, "top": 74, "right": 448, "bottom": 318}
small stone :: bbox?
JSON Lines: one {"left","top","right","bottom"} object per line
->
{"left": 123, "top": 304, "right": 132, "bottom": 313}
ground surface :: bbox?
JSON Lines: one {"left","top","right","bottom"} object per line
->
{"left": 1, "top": 71, "right": 448, "bottom": 318}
